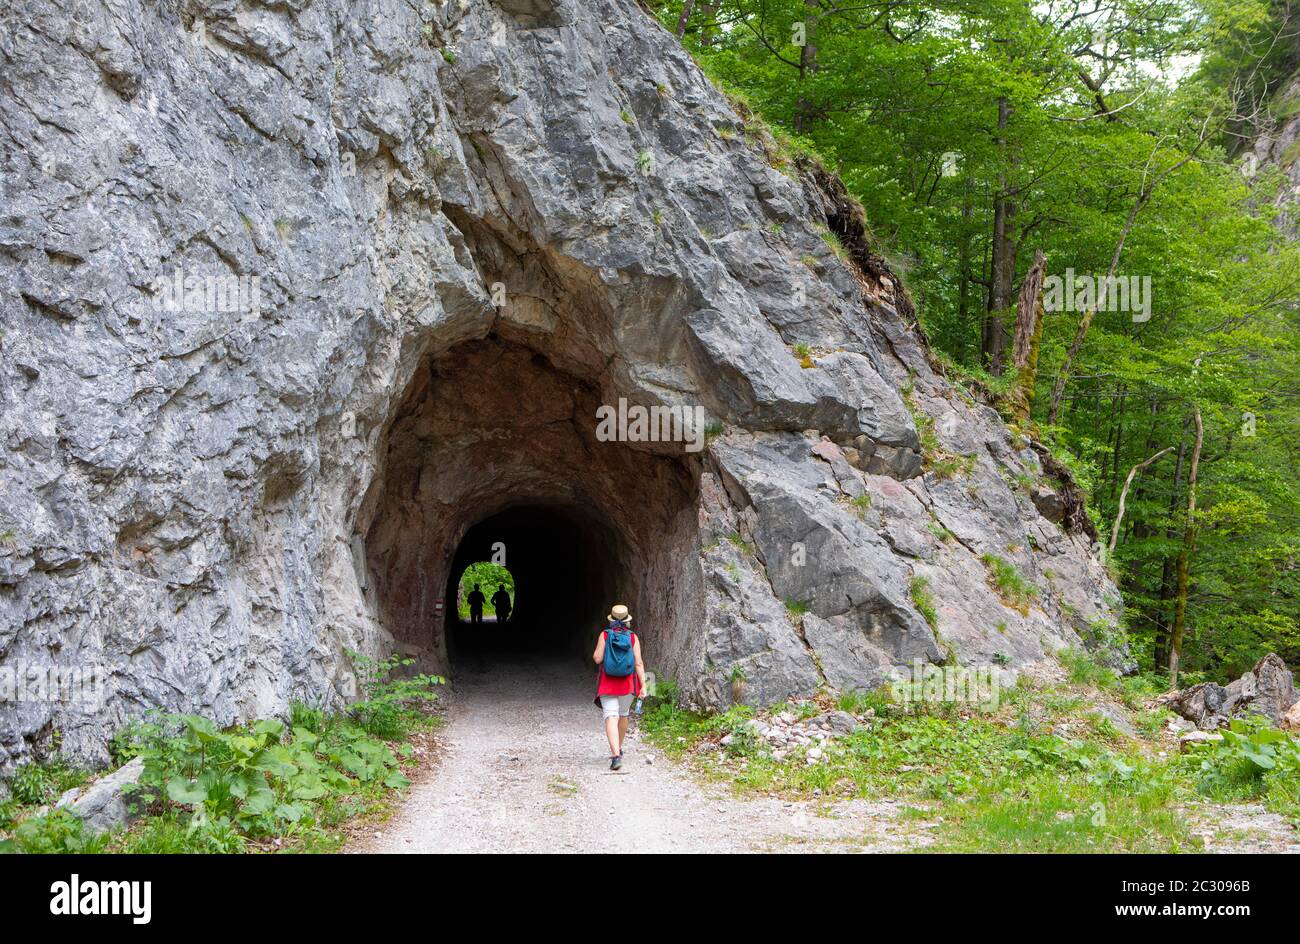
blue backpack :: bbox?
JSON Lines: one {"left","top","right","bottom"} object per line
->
{"left": 603, "top": 624, "right": 636, "bottom": 677}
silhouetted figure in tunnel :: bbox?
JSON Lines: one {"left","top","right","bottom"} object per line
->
{"left": 491, "top": 584, "right": 512, "bottom": 624}
{"left": 467, "top": 583, "right": 485, "bottom": 626}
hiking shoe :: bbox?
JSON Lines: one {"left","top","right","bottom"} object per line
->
{"left": 610, "top": 755, "right": 623, "bottom": 771}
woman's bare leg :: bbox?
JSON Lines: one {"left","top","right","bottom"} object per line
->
{"left": 617, "top": 716, "right": 629, "bottom": 754}
{"left": 604, "top": 715, "right": 621, "bottom": 756}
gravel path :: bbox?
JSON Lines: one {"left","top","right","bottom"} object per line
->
{"left": 353, "top": 658, "right": 923, "bottom": 854}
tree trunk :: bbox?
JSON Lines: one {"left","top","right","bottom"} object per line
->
{"left": 1108, "top": 446, "right": 1173, "bottom": 555}
{"left": 983, "top": 97, "right": 1016, "bottom": 375}
{"left": 1168, "top": 406, "right": 1204, "bottom": 688}
{"left": 1107, "top": 384, "right": 1127, "bottom": 500}
{"left": 674, "top": 0, "right": 696, "bottom": 39}
{"left": 793, "top": 0, "right": 820, "bottom": 133}
{"left": 1007, "top": 248, "right": 1046, "bottom": 421}
{"left": 1153, "top": 420, "right": 1190, "bottom": 670}
{"left": 695, "top": 2, "right": 719, "bottom": 46}
{"left": 957, "top": 190, "right": 975, "bottom": 364}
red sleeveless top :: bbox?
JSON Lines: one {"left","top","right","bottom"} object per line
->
{"left": 595, "top": 629, "right": 641, "bottom": 700}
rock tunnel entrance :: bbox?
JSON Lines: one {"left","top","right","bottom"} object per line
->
{"left": 359, "top": 335, "right": 703, "bottom": 682}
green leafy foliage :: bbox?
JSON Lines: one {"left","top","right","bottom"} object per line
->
{"left": 1186, "top": 717, "right": 1300, "bottom": 796}
{"left": 1182, "top": 716, "right": 1300, "bottom": 827}
{"left": 8, "top": 763, "right": 55, "bottom": 806}
{"left": 0, "top": 809, "right": 110, "bottom": 854}
{"left": 166, "top": 654, "right": 432, "bottom": 844}
{"left": 2, "top": 661, "right": 443, "bottom": 854}
{"left": 347, "top": 652, "right": 444, "bottom": 739}
{"left": 118, "top": 712, "right": 394, "bottom": 840}
{"left": 1057, "top": 647, "right": 1119, "bottom": 690}
{"left": 5, "top": 750, "right": 88, "bottom": 807}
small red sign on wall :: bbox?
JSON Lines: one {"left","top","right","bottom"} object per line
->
{"left": 434, "top": 599, "right": 444, "bottom": 613}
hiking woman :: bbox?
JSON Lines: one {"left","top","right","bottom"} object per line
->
{"left": 593, "top": 604, "right": 646, "bottom": 770}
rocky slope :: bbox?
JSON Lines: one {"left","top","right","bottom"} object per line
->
{"left": 1247, "top": 67, "right": 1300, "bottom": 235}
{"left": 0, "top": 0, "right": 1119, "bottom": 769}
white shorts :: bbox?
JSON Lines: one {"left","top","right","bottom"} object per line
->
{"left": 600, "top": 694, "right": 635, "bottom": 719}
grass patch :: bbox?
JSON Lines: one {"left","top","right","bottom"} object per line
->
{"left": 908, "top": 575, "right": 939, "bottom": 629}
{"left": 904, "top": 392, "right": 974, "bottom": 480}
{"left": 548, "top": 775, "right": 579, "bottom": 798}
{"left": 5, "top": 754, "right": 88, "bottom": 808}
{"left": 725, "top": 531, "right": 754, "bottom": 555}
{"left": 1282, "top": 139, "right": 1300, "bottom": 169}
{"left": 934, "top": 351, "right": 1019, "bottom": 404}
{"left": 926, "top": 519, "right": 955, "bottom": 543}
{"left": 818, "top": 227, "right": 850, "bottom": 262}
{"left": 929, "top": 764, "right": 1195, "bottom": 853}
{"left": 1057, "top": 647, "right": 1118, "bottom": 689}
{"left": 979, "top": 553, "right": 1036, "bottom": 614}
{"left": 641, "top": 676, "right": 1218, "bottom": 853}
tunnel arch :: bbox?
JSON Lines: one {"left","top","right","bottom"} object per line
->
{"left": 358, "top": 333, "right": 705, "bottom": 681}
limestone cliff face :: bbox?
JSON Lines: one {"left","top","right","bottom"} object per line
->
{"left": 0, "top": 0, "right": 1119, "bottom": 768}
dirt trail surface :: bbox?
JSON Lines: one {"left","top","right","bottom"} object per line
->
{"left": 352, "top": 659, "right": 924, "bottom": 853}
